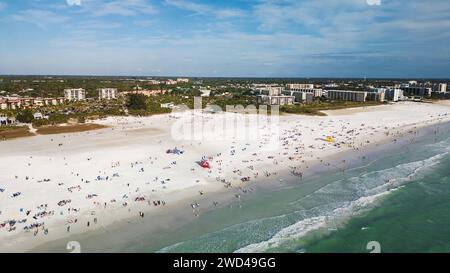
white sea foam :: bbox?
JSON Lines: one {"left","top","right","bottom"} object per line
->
{"left": 157, "top": 241, "right": 185, "bottom": 253}
{"left": 157, "top": 136, "right": 450, "bottom": 253}
{"left": 235, "top": 148, "right": 449, "bottom": 253}
{"left": 235, "top": 192, "right": 389, "bottom": 253}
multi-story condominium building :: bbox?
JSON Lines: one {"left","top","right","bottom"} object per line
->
{"left": 256, "top": 95, "right": 295, "bottom": 105}
{"left": 0, "top": 97, "right": 65, "bottom": 109}
{"left": 176, "top": 78, "right": 190, "bottom": 83}
{"left": 0, "top": 97, "right": 25, "bottom": 109}
{"left": 438, "top": 83, "right": 448, "bottom": 93}
{"left": 366, "top": 92, "right": 386, "bottom": 102}
{"left": 121, "top": 89, "right": 167, "bottom": 97}
{"left": 0, "top": 115, "right": 16, "bottom": 126}
{"left": 8, "top": 98, "right": 22, "bottom": 109}
{"left": 98, "top": 88, "right": 118, "bottom": 100}
{"left": 251, "top": 83, "right": 279, "bottom": 88}
{"left": 385, "top": 89, "right": 404, "bottom": 102}
{"left": 256, "top": 87, "right": 284, "bottom": 96}
{"left": 0, "top": 98, "right": 7, "bottom": 110}
{"left": 163, "top": 79, "right": 178, "bottom": 85}
{"left": 286, "top": 84, "right": 314, "bottom": 90}
{"left": 368, "top": 88, "right": 387, "bottom": 94}
{"left": 282, "top": 91, "right": 314, "bottom": 104}
{"left": 400, "top": 87, "right": 432, "bottom": 97}
{"left": 285, "top": 88, "right": 323, "bottom": 97}
{"left": 327, "top": 90, "right": 368, "bottom": 102}
{"left": 64, "top": 88, "right": 86, "bottom": 101}
{"left": 32, "top": 98, "right": 45, "bottom": 107}
{"left": 43, "top": 98, "right": 65, "bottom": 106}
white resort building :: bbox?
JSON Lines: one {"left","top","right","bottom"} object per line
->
{"left": 256, "top": 86, "right": 295, "bottom": 105}
{"left": 327, "top": 90, "right": 368, "bottom": 102}
{"left": 286, "top": 83, "right": 315, "bottom": 90}
{"left": 98, "top": 88, "right": 118, "bottom": 100}
{"left": 64, "top": 88, "right": 86, "bottom": 101}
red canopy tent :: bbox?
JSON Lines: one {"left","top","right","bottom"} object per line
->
{"left": 200, "top": 160, "right": 210, "bottom": 169}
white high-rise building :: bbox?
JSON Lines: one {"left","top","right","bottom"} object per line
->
{"left": 98, "top": 88, "right": 118, "bottom": 100}
{"left": 177, "top": 78, "right": 190, "bottom": 83}
{"left": 327, "top": 90, "right": 368, "bottom": 102}
{"left": 286, "top": 83, "right": 314, "bottom": 90}
{"left": 256, "top": 86, "right": 283, "bottom": 96}
{"left": 286, "top": 88, "right": 323, "bottom": 97}
{"left": 385, "top": 89, "right": 404, "bottom": 102}
{"left": 64, "top": 88, "right": 86, "bottom": 101}
{"left": 438, "top": 83, "right": 448, "bottom": 93}
{"left": 400, "top": 86, "right": 432, "bottom": 97}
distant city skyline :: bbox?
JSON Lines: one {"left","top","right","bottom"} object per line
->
{"left": 0, "top": 0, "right": 449, "bottom": 78}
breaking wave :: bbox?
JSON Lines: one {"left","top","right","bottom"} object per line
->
{"left": 235, "top": 147, "right": 449, "bottom": 253}
{"left": 157, "top": 135, "right": 450, "bottom": 253}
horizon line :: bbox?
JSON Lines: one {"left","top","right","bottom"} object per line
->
{"left": 1, "top": 74, "right": 450, "bottom": 81}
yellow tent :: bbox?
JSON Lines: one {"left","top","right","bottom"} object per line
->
{"left": 325, "top": 136, "right": 335, "bottom": 143}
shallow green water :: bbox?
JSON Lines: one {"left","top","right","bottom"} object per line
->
{"left": 303, "top": 155, "right": 450, "bottom": 253}
{"left": 135, "top": 123, "right": 450, "bottom": 253}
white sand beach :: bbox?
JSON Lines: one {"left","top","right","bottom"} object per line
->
{"left": 1, "top": 101, "right": 449, "bottom": 252}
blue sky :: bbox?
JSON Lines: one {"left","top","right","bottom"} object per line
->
{"left": 0, "top": 0, "right": 449, "bottom": 77}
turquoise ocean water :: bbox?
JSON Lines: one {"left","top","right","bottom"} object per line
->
{"left": 131, "top": 123, "right": 450, "bottom": 253}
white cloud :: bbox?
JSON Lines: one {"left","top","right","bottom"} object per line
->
{"left": 67, "top": 0, "right": 82, "bottom": 6}
{"left": 165, "top": 0, "right": 245, "bottom": 18}
{"left": 3, "top": 0, "right": 450, "bottom": 78}
{"left": 89, "top": 0, "right": 157, "bottom": 16}
{"left": 12, "top": 9, "right": 69, "bottom": 29}
{"left": 367, "top": 0, "right": 381, "bottom": 6}
{"left": 134, "top": 20, "right": 155, "bottom": 27}
{"left": 253, "top": 0, "right": 370, "bottom": 31}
